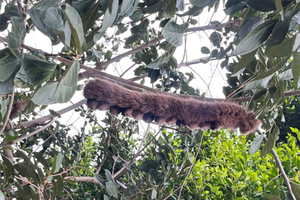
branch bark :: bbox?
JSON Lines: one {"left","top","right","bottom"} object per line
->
{"left": 257, "top": 130, "right": 296, "bottom": 200}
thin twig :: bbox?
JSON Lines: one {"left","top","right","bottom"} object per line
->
{"left": 0, "top": 118, "right": 56, "bottom": 148}
{"left": 256, "top": 130, "right": 296, "bottom": 200}
{"left": 0, "top": 85, "right": 15, "bottom": 134}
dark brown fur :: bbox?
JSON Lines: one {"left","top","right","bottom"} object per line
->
{"left": 83, "top": 79, "right": 260, "bottom": 134}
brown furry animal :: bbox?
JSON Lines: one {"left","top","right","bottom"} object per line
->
{"left": 83, "top": 78, "right": 260, "bottom": 134}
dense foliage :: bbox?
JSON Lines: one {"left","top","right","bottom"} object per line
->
{"left": 1, "top": 0, "right": 300, "bottom": 199}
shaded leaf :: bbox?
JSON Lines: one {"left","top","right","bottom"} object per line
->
{"left": 190, "top": 0, "right": 217, "bottom": 8}
{"left": 292, "top": 52, "right": 300, "bottom": 88}
{"left": 233, "top": 19, "right": 277, "bottom": 55}
{"left": 7, "top": 16, "right": 26, "bottom": 49}
{"left": 17, "top": 53, "right": 56, "bottom": 86}
{"left": 140, "top": 160, "right": 159, "bottom": 172}
{"left": 119, "top": 0, "right": 135, "bottom": 16}
{"left": 106, "top": 181, "right": 118, "bottom": 198}
{"left": 265, "top": 36, "right": 295, "bottom": 57}
{"left": 31, "top": 82, "right": 58, "bottom": 105}
{"left": 99, "top": 0, "right": 118, "bottom": 32}
{"left": 237, "top": 17, "right": 264, "bottom": 41}
{"left": 42, "top": 7, "right": 71, "bottom": 47}
{"left": 162, "top": 19, "right": 189, "bottom": 47}
{"left": 28, "top": 9, "right": 60, "bottom": 45}
{"left": 264, "top": 193, "right": 281, "bottom": 200}
{"left": 51, "top": 153, "right": 64, "bottom": 174}
{"left": 291, "top": 182, "right": 300, "bottom": 200}
{"left": 261, "top": 126, "right": 279, "bottom": 156}
{"left": 162, "top": 0, "right": 176, "bottom": 18}
{"left": 51, "top": 60, "right": 79, "bottom": 103}
{"left": 65, "top": 4, "right": 86, "bottom": 54}
{"left": 31, "top": 0, "right": 60, "bottom": 11}
{"left": 0, "top": 48, "right": 21, "bottom": 82}
{"left": 232, "top": 50, "right": 256, "bottom": 76}
{"left": 244, "top": 53, "right": 291, "bottom": 90}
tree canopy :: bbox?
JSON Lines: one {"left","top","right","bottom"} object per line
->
{"left": 1, "top": 0, "right": 300, "bottom": 199}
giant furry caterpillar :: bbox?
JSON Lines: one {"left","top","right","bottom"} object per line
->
{"left": 83, "top": 78, "right": 260, "bottom": 134}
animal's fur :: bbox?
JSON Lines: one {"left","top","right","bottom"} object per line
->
{"left": 83, "top": 78, "right": 260, "bottom": 134}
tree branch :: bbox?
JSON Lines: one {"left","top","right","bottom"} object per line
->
{"left": 257, "top": 130, "right": 296, "bottom": 200}
{"left": 19, "top": 99, "right": 86, "bottom": 129}
{"left": 0, "top": 85, "right": 15, "bottom": 134}
{"left": 0, "top": 118, "right": 55, "bottom": 148}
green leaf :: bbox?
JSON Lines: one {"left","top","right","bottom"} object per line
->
{"left": 0, "top": 48, "right": 21, "bottom": 82}
{"left": 244, "top": 53, "right": 291, "bottom": 90}
{"left": 140, "top": 160, "right": 159, "bottom": 172}
{"left": 2, "top": 154, "right": 14, "bottom": 176}
{"left": 17, "top": 53, "right": 56, "bottom": 86}
{"left": 201, "top": 46, "right": 210, "bottom": 54}
{"left": 144, "top": 0, "right": 167, "bottom": 13}
{"left": 261, "top": 126, "right": 279, "bottom": 156}
{"left": 249, "top": 134, "right": 263, "bottom": 154}
{"left": 190, "top": 0, "right": 217, "bottom": 8}
{"left": 119, "top": 0, "right": 135, "bottom": 16}
{"left": 162, "top": 19, "right": 189, "bottom": 47}
{"left": 28, "top": 9, "right": 60, "bottom": 45}
{"left": 104, "top": 194, "right": 109, "bottom": 200}
{"left": 7, "top": 16, "right": 26, "bottom": 49}
{"left": 33, "top": 152, "right": 49, "bottom": 170}
{"left": 176, "top": 0, "right": 185, "bottom": 11}
{"left": 232, "top": 50, "right": 256, "bottom": 76}
{"left": 31, "top": 82, "right": 58, "bottom": 105}
{"left": 94, "top": 174, "right": 106, "bottom": 188}
{"left": 265, "top": 36, "right": 295, "bottom": 57}
{"left": 105, "top": 169, "right": 114, "bottom": 182}
{"left": 42, "top": 7, "right": 71, "bottom": 47}
{"left": 151, "top": 188, "right": 157, "bottom": 200}
{"left": 31, "top": 60, "right": 79, "bottom": 105}
{"left": 291, "top": 182, "right": 300, "bottom": 199}
{"left": 292, "top": 52, "right": 300, "bottom": 88}
{"left": 264, "top": 193, "right": 281, "bottom": 200}
{"left": 265, "top": 13, "right": 292, "bottom": 46}
{"left": 0, "top": 191, "right": 5, "bottom": 200}
{"left": 0, "top": 98, "right": 9, "bottom": 119}
{"left": 31, "top": 0, "right": 60, "bottom": 11}
{"left": 51, "top": 153, "right": 64, "bottom": 174}
{"left": 99, "top": 0, "right": 118, "bottom": 32}
{"left": 162, "top": 0, "right": 176, "bottom": 18}
{"left": 65, "top": 4, "right": 86, "bottom": 54}
{"left": 0, "top": 71, "right": 18, "bottom": 95}
{"left": 233, "top": 19, "right": 277, "bottom": 55}
{"left": 106, "top": 181, "right": 118, "bottom": 198}
{"left": 280, "top": 68, "right": 293, "bottom": 80}
{"left": 81, "top": 1, "right": 101, "bottom": 32}
{"left": 51, "top": 60, "right": 79, "bottom": 103}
